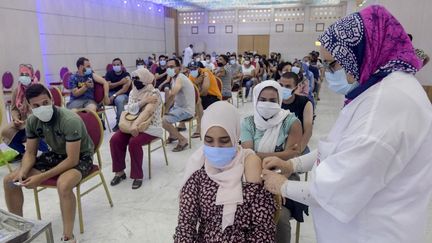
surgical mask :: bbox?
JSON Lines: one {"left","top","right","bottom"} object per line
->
{"left": 137, "top": 65, "right": 145, "bottom": 69}
{"left": 190, "top": 70, "right": 199, "bottom": 78}
{"left": 204, "top": 145, "right": 237, "bottom": 169}
{"left": 133, "top": 80, "right": 145, "bottom": 90}
{"left": 206, "top": 59, "right": 211, "bottom": 64}
{"left": 159, "top": 60, "right": 166, "bottom": 66}
{"left": 244, "top": 61, "right": 250, "bottom": 65}
{"left": 255, "top": 58, "right": 259, "bottom": 63}
{"left": 229, "top": 60, "right": 236, "bottom": 65}
{"left": 325, "top": 69, "right": 359, "bottom": 95}
{"left": 256, "top": 101, "right": 281, "bottom": 119}
{"left": 113, "top": 65, "right": 122, "bottom": 72}
{"left": 32, "top": 105, "right": 54, "bottom": 122}
{"left": 19, "top": 76, "right": 31, "bottom": 86}
{"left": 84, "top": 67, "right": 92, "bottom": 75}
{"left": 195, "top": 58, "right": 201, "bottom": 62}
{"left": 281, "top": 87, "right": 293, "bottom": 100}
{"left": 291, "top": 66, "right": 300, "bottom": 74}
{"left": 167, "top": 68, "right": 176, "bottom": 77}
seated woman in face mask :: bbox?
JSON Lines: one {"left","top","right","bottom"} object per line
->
{"left": 174, "top": 101, "right": 276, "bottom": 242}
{"left": 240, "top": 80, "right": 303, "bottom": 243}
{"left": 109, "top": 68, "right": 163, "bottom": 189}
{"left": 1, "top": 64, "right": 49, "bottom": 161}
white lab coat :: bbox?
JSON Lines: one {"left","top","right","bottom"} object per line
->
{"left": 308, "top": 72, "right": 432, "bottom": 243}
{"left": 183, "top": 47, "right": 193, "bottom": 66}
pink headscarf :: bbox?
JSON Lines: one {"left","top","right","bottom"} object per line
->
{"left": 319, "top": 5, "right": 422, "bottom": 101}
{"left": 181, "top": 101, "right": 255, "bottom": 231}
{"left": 16, "top": 64, "right": 38, "bottom": 114}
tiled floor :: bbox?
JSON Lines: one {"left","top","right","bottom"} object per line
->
{"left": 0, "top": 85, "right": 431, "bottom": 243}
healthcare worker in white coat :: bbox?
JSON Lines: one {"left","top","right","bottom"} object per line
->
{"left": 262, "top": 5, "right": 432, "bottom": 243}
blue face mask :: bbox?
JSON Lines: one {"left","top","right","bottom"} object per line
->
{"left": 113, "top": 65, "right": 122, "bottom": 73}
{"left": 203, "top": 145, "right": 237, "bottom": 169}
{"left": 84, "top": 67, "right": 92, "bottom": 75}
{"left": 281, "top": 87, "right": 293, "bottom": 100}
{"left": 159, "top": 60, "right": 166, "bottom": 66}
{"left": 190, "top": 70, "right": 199, "bottom": 78}
{"left": 167, "top": 68, "right": 176, "bottom": 77}
{"left": 325, "top": 69, "right": 358, "bottom": 95}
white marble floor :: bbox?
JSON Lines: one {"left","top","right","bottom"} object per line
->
{"left": 1, "top": 85, "right": 431, "bottom": 243}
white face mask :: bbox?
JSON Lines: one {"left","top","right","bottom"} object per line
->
{"left": 291, "top": 66, "right": 301, "bottom": 74}
{"left": 19, "top": 76, "right": 32, "bottom": 86}
{"left": 32, "top": 105, "right": 54, "bottom": 122}
{"left": 256, "top": 101, "right": 281, "bottom": 119}
{"left": 137, "top": 65, "right": 145, "bottom": 69}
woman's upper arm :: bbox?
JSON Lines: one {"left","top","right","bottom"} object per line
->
{"left": 244, "top": 154, "right": 262, "bottom": 184}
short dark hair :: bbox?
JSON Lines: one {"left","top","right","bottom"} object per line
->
{"left": 25, "top": 83, "right": 52, "bottom": 102}
{"left": 408, "top": 33, "right": 413, "bottom": 41}
{"left": 189, "top": 44, "right": 193, "bottom": 48}
{"left": 277, "top": 62, "right": 293, "bottom": 71}
{"left": 167, "top": 58, "right": 181, "bottom": 67}
{"left": 219, "top": 54, "right": 229, "bottom": 63}
{"left": 230, "top": 54, "right": 237, "bottom": 59}
{"left": 159, "top": 55, "right": 166, "bottom": 60}
{"left": 76, "top": 57, "right": 89, "bottom": 68}
{"left": 112, "top": 58, "right": 123, "bottom": 65}
{"left": 136, "top": 58, "right": 145, "bottom": 66}
{"left": 281, "top": 72, "right": 300, "bottom": 85}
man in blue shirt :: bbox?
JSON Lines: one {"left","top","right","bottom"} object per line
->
{"left": 67, "top": 57, "right": 109, "bottom": 112}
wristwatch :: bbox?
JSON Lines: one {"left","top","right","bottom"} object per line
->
{"left": 113, "top": 94, "right": 117, "bottom": 98}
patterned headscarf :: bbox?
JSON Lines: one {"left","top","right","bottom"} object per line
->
{"left": 16, "top": 64, "right": 38, "bottom": 114}
{"left": 318, "top": 5, "right": 422, "bottom": 101}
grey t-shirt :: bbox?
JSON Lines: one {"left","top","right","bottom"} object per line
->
{"left": 173, "top": 73, "right": 195, "bottom": 116}
{"left": 219, "top": 65, "right": 232, "bottom": 95}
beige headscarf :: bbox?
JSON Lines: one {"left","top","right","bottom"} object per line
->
{"left": 129, "top": 68, "right": 155, "bottom": 102}
{"left": 181, "top": 101, "right": 254, "bottom": 231}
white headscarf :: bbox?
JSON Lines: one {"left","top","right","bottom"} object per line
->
{"left": 253, "top": 80, "right": 291, "bottom": 153}
{"left": 181, "top": 101, "right": 254, "bottom": 231}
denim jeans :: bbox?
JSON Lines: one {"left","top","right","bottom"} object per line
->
{"left": 9, "top": 129, "right": 49, "bottom": 154}
{"left": 109, "top": 91, "right": 128, "bottom": 125}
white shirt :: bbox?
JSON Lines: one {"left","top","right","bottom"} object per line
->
{"left": 282, "top": 72, "right": 432, "bottom": 243}
{"left": 241, "top": 65, "right": 255, "bottom": 76}
{"left": 183, "top": 47, "right": 193, "bottom": 66}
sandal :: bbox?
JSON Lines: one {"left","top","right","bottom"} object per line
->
{"left": 191, "top": 132, "right": 201, "bottom": 138}
{"left": 166, "top": 137, "right": 178, "bottom": 144}
{"left": 177, "top": 127, "right": 187, "bottom": 132}
{"left": 132, "top": 179, "right": 143, "bottom": 189}
{"left": 172, "top": 143, "right": 189, "bottom": 152}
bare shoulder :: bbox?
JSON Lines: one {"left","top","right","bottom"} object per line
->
{"left": 244, "top": 153, "right": 263, "bottom": 184}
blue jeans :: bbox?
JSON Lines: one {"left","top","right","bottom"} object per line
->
{"left": 242, "top": 79, "right": 254, "bottom": 98}
{"left": 9, "top": 129, "right": 49, "bottom": 155}
{"left": 109, "top": 91, "right": 128, "bottom": 125}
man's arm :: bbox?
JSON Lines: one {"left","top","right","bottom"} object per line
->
{"left": 71, "top": 82, "right": 89, "bottom": 97}
{"left": 155, "top": 70, "right": 167, "bottom": 80}
{"left": 18, "top": 138, "right": 38, "bottom": 178}
{"left": 169, "top": 77, "right": 183, "bottom": 96}
{"left": 112, "top": 77, "right": 132, "bottom": 96}
{"left": 200, "top": 74, "right": 210, "bottom": 96}
{"left": 215, "top": 67, "right": 226, "bottom": 78}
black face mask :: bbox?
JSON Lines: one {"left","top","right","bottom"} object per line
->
{"left": 133, "top": 80, "right": 145, "bottom": 90}
{"left": 217, "top": 62, "right": 224, "bottom": 67}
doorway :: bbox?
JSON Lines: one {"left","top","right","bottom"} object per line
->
{"left": 238, "top": 35, "right": 269, "bottom": 56}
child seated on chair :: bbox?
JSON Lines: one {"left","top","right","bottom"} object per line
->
{"left": 109, "top": 68, "right": 163, "bottom": 189}
{"left": 3, "top": 84, "right": 94, "bottom": 243}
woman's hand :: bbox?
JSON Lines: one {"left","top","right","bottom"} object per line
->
{"left": 262, "top": 156, "right": 294, "bottom": 177}
{"left": 261, "top": 169, "right": 287, "bottom": 195}
{"left": 130, "top": 125, "right": 139, "bottom": 137}
{"left": 13, "top": 118, "right": 24, "bottom": 127}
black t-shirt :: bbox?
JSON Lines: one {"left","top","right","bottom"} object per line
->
{"left": 155, "top": 66, "right": 167, "bottom": 87}
{"left": 281, "top": 94, "right": 309, "bottom": 131}
{"left": 104, "top": 70, "right": 130, "bottom": 92}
